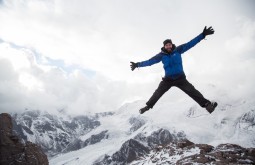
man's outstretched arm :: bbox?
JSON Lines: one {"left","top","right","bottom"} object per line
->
{"left": 130, "top": 53, "right": 162, "bottom": 71}
{"left": 176, "top": 26, "right": 215, "bottom": 54}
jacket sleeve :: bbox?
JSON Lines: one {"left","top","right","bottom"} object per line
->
{"left": 138, "top": 53, "right": 162, "bottom": 67}
{"left": 176, "top": 33, "right": 205, "bottom": 54}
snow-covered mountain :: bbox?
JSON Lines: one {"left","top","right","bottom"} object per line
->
{"left": 11, "top": 91, "right": 255, "bottom": 164}
{"left": 11, "top": 110, "right": 113, "bottom": 157}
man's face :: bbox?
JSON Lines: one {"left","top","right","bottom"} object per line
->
{"left": 164, "top": 43, "right": 172, "bottom": 52}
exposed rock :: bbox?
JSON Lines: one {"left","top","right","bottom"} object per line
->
{"left": 94, "top": 139, "right": 150, "bottom": 165}
{"left": 63, "top": 130, "right": 109, "bottom": 153}
{"left": 146, "top": 128, "right": 177, "bottom": 148}
{"left": 94, "top": 128, "right": 255, "bottom": 165}
{"left": 94, "top": 112, "right": 115, "bottom": 119}
{"left": 129, "top": 116, "right": 146, "bottom": 132}
{"left": 132, "top": 141, "right": 255, "bottom": 165}
{"left": 176, "top": 139, "right": 194, "bottom": 149}
{"left": 94, "top": 129, "right": 178, "bottom": 165}
{"left": 0, "top": 113, "right": 48, "bottom": 165}
{"left": 83, "top": 130, "right": 109, "bottom": 147}
{"left": 112, "top": 139, "right": 150, "bottom": 163}
{"left": 177, "top": 143, "right": 255, "bottom": 164}
{"left": 194, "top": 143, "right": 214, "bottom": 154}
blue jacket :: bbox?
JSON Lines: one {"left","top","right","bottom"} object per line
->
{"left": 138, "top": 33, "right": 205, "bottom": 79}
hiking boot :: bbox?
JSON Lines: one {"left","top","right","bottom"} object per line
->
{"left": 205, "top": 101, "right": 218, "bottom": 114}
{"left": 139, "top": 105, "right": 151, "bottom": 114}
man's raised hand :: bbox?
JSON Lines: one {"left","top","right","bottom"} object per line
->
{"left": 130, "top": 62, "right": 138, "bottom": 71}
{"left": 203, "top": 26, "right": 215, "bottom": 36}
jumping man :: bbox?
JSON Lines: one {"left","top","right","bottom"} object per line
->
{"left": 130, "top": 26, "right": 218, "bottom": 114}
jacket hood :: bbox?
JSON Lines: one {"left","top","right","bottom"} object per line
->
{"left": 161, "top": 44, "right": 176, "bottom": 54}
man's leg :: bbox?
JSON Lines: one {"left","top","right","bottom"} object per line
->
{"left": 146, "top": 80, "right": 171, "bottom": 108}
{"left": 176, "top": 78, "right": 210, "bottom": 107}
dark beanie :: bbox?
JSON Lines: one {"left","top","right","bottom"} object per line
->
{"left": 163, "top": 39, "right": 172, "bottom": 46}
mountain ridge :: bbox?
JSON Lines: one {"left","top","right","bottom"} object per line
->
{"left": 8, "top": 96, "right": 255, "bottom": 164}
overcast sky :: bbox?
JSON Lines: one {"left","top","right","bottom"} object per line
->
{"left": 0, "top": 0, "right": 254, "bottom": 114}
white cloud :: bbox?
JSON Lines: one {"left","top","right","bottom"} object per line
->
{"left": 0, "top": 42, "right": 156, "bottom": 114}
{"left": 0, "top": 0, "right": 254, "bottom": 114}
{"left": 225, "top": 17, "right": 255, "bottom": 58}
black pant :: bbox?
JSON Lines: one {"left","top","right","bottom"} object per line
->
{"left": 146, "top": 75, "right": 210, "bottom": 108}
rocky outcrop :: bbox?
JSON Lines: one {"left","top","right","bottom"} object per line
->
{"left": 83, "top": 130, "right": 109, "bottom": 147}
{"left": 133, "top": 139, "right": 255, "bottom": 165}
{"left": 94, "top": 139, "right": 150, "bottom": 165}
{"left": 177, "top": 143, "right": 255, "bottom": 164}
{"left": 63, "top": 130, "right": 109, "bottom": 153}
{"left": 129, "top": 116, "right": 146, "bottom": 132}
{"left": 93, "top": 129, "right": 180, "bottom": 165}
{"left": 93, "top": 129, "right": 255, "bottom": 165}
{"left": 0, "top": 113, "right": 48, "bottom": 165}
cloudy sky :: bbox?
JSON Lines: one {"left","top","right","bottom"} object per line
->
{"left": 0, "top": 0, "right": 254, "bottom": 114}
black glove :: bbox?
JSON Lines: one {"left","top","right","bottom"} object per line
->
{"left": 130, "top": 62, "right": 138, "bottom": 71}
{"left": 203, "top": 26, "right": 214, "bottom": 37}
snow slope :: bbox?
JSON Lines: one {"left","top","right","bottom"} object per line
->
{"left": 49, "top": 89, "right": 255, "bottom": 164}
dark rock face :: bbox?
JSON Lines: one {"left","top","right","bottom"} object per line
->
{"left": 83, "top": 130, "right": 109, "bottom": 147}
{"left": 112, "top": 139, "right": 150, "bottom": 164}
{"left": 176, "top": 139, "right": 195, "bottom": 149}
{"left": 0, "top": 113, "right": 48, "bottom": 165}
{"left": 94, "top": 139, "right": 150, "bottom": 165}
{"left": 93, "top": 128, "right": 255, "bottom": 165}
{"left": 135, "top": 141, "right": 255, "bottom": 164}
{"left": 146, "top": 128, "right": 176, "bottom": 148}
{"left": 63, "top": 130, "right": 109, "bottom": 153}
{"left": 93, "top": 129, "right": 177, "bottom": 165}
{"left": 72, "top": 116, "right": 101, "bottom": 131}
{"left": 134, "top": 128, "right": 179, "bottom": 149}
{"left": 129, "top": 117, "right": 146, "bottom": 132}
{"left": 94, "top": 112, "right": 115, "bottom": 119}
{"left": 239, "top": 109, "right": 255, "bottom": 131}
{"left": 177, "top": 143, "right": 255, "bottom": 164}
